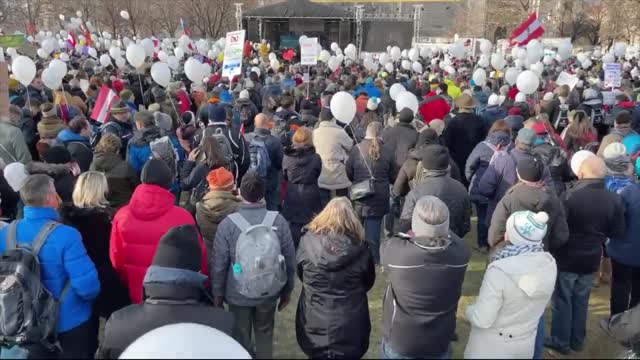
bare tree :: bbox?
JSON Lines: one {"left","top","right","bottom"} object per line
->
{"left": 186, "top": 0, "right": 232, "bottom": 38}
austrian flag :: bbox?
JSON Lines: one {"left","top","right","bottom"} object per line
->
{"left": 90, "top": 85, "right": 120, "bottom": 123}
{"left": 510, "top": 13, "right": 545, "bottom": 47}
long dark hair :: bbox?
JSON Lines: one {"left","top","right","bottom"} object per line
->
{"left": 199, "top": 137, "right": 225, "bottom": 169}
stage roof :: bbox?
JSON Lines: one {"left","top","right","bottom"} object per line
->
{"left": 244, "top": 0, "right": 351, "bottom": 19}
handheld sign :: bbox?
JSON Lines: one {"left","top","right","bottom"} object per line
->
{"left": 604, "top": 63, "right": 622, "bottom": 89}
{"left": 300, "top": 37, "right": 318, "bottom": 66}
{"left": 222, "top": 30, "right": 246, "bottom": 78}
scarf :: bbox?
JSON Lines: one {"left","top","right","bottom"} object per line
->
{"left": 491, "top": 244, "right": 544, "bottom": 263}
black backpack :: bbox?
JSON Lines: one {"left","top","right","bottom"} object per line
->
{"left": 0, "top": 221, "right": 70, "bottom": 351}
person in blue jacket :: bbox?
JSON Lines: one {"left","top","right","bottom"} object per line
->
{"left": 0, "top": 174, "right": 100, "bottom": 358}
{"left": 353, "top": 79, "right": 382, "bottom": 99}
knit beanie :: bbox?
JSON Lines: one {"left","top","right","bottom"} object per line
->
{"left": 603, "top": 143, "right": 631, "bottom": 175}
{"left": 411, "top": 196, "right": 450, "bottom": 238}
{"left": 206, "top": 167, "right": 235, "bottom": 191}
{"left": 3, "top": 162, "right": 28, "bottom": 192}
{"left": 421, "top": 145, "right": 450, "bottom": 171}
{"left": 151, "top": 225, "right": 202, "bottom": 271}
{"left": 428, "top": 119, "right": 445, "bottom": 136}
{"left": 487, "top": 94, "right": 500, "bottom": 106}
{"left": 506, "top": 211, "right": 549, "bottom": 246}
{"left": 120, "top": 89, "right": 134, "bottom": 101}
{"left": 208, "top": 104, "right": 226, "bottom": 122}
{"left": 487, "top": 131, "right": 511, "bottom": 147}
{"left": 515, "top": 92, "right": 526, "bottom": 103}
{"left": 43, "top": 146, "right": 72, "bottom": 164}
{"left": 398, "top": 108, "right": 414, "bottom": 123}
{"left": 571, "top": 150, "right": 597, "bottom": 176}
{"left": 516, "top": 128, "right": 536, "bottom": 147}
{"left": 154, "top": 112, "right": 173, "bottom": 131}
{"left": 239, "top": 90, "right": 250, "bottom": 100}
{"left": 417, "top": 128, "right": 439, "bottom": 147}
{"left": 147, "top": 103, "right": 161, "bottom": 113}
{"left": 141, "top": 159, "right": 173, "bottom": 190}
{"left": 367, "top": 97, "right": 380, "bottom": 111}
{"left": 516, "top": 156, "right": 544, "bottom": 183}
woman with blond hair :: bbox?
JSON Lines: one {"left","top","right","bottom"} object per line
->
{"left": 282, "top": 127, "right": 322, "bottom": 248}
{"left": 90, "top": 133, "right": 139, "bottom": 208}
{"left": 346, "top": 121, "right": 395, "bottom": 263}
{"left": 59, "top": 171, "right": 130, "bottom": 322}
{"left": 296, "top": 197, "right": 376, "bottom": 359}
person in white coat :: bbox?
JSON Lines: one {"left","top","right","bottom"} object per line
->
{"left": 464, "top": 210, "right": 558, "bottom": 359}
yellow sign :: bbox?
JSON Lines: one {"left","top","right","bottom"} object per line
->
{"left": 0, "top": 35, "right": 26, "bottom": 48}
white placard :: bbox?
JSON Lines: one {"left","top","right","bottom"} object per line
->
{"left": 556, "top": 71, "right": 578, "bottom": 90}
{"left": 300, "top": 37, "right": 318, "bottom": 66}
{"left": 604, "top": 63, "right": 622, "bottom": 89}
{"left": 222, "top": 30, "right": 245, "bottom": 78}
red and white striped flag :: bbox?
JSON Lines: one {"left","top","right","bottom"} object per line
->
{"left": 67, "top": 32, "right": 77, "bottom": 48}
{"left": 510, "top": 13, "right": 545, "bottom": 47}
{"left": 90, "top": 85, "right": 120, "bottom": 124}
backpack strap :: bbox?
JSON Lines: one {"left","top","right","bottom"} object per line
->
{"left": 228, "top": 213, "right": 252, "bottom": 232}
{"left": 262, "top": 211, "right": 278, "bottom": 227}
{"left": 5, "top": 221, "right": 19, "bottom": 250}
{"left": 31, "top": 222, "right": 61, "bottom": 257}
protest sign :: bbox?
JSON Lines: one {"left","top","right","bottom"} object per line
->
{"left": 300, "top": 37, "right": 318, "bottom": 66}
{"left": 222, "top": 30, "right": 245, "bottom": 78}
{"left": 604, "top": 63, "right": 622, "bottom": 89}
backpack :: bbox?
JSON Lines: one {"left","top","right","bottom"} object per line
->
{"left": 0, "top": 221, "right": 70, "bottom": 350}
{"left": 590, "top": 107, "right": 605, "bottom": 125}
{"left": 554, "top": 103, "right": 570, "bottom": 130}
{"left": 228, "top": 212, "right": 286, "bottom": 299}
{"left": 150, "top": 136, "right": 178, "bottom": 180}
{"left": 248, "top": 135, "right": 271, "bottom": 178}
{"left": 202, "top": 127, "right": 234, "bottom": 167}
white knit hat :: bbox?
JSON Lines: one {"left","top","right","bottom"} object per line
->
{"left": 603, "top": 142, "right": 627, "bottom": 159}
{"left": 543, "top": 92, "right": 555, "bottom": 101}
{"left": 239, "top": 89, "right": 250, "bottom": 100}
{"left": 4, "top": 162, "right": 28, "bottom": 192}
{"left": 506, "top": 211, "right": 549, "bottom": 246}
{"left": 571, "top": 150, "right": 597, "bottom": 176}
{"left": 487, "top": 94, "right": 500, "bottom": 106}
{"left": 515, "top": 92, "right": 526, "bottom": 103}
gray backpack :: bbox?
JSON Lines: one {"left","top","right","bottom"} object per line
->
{"left": 228, "top": 212, "right": 286, "bottom": 299}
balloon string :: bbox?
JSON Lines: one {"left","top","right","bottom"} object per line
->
{"left": 168, "top": 93, "right": 184, "bottom": 127}
{"left": 137, "top": 72, "right": 145, "bottom": 109}
{"left": 25, "top": 88, "right": 32, "bottom": 115}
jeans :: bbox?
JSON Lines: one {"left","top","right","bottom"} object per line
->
{"left": 534, "top": 315, "right": 545, "bottom": 359}
{"left": 361, "top": 216, "right": 383, "bottom": 264}
{"left": 319, "top": 188, "right": 349, "bottom": 208}
{"left": 228, "top": 302, "right": 277, "bottom": 359}
{"left": 380, "top": 338, "right": 451, "bottom": 359}
{"left": 610, "top": 259, "right": 640, "bottom": 316}
{"left": 474, "top": 202, "right": 488, "bottom": 248}
{"left": 549, "top": 272, "right": 594, "bottom": 351}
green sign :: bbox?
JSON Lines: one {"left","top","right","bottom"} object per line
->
{"left": 0, "top": 35, "right": 26, "bottom": 48}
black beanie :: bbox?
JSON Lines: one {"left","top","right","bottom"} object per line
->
{"left": 43, "top": 146, "right": 72, "bottom": 164}
{"left": 319, "top": 108, "right": 333, "bottom": 122}
{"left": 421, "top": 145, "right": 450, "bottom": 171}
{"left": 240, "top": 169, "right": 266, "bottom": 203}
{"left": 399, "top": 108, "right": 414, "bottom": 123}
{"left": 141, "top": 159, "right": 173, "bottom": 190}
{"left": 417, "top": 128, "right": 439, "bottom": 147}
{"left": 517, "top": 156, "right": 544, "bottom": 182}
{"left": 152, "top": 225, "right": 201, "bottom": 271}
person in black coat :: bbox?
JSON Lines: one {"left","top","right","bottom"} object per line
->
{"left": 346, "top": 122, "right": 396, "bottom": 264}
{"left": 58, "top": 172, "right": 130, "bottom": 319}
{"left": 443, "top": 95, "right": 487, "bottom": 187}
{"left": 282, "top": 128, "right": 322, "bottom": 249}
{"left": 296, "top": 197, "right": 376, "bottom": 359}
{"left": 382, "top": 108, "right": 419, "bottom": 178}
{"left": 97, "top": 225, "right": 234, "bottom": 359}
{"left": 58, "top": 117, "right": 94, "bottom": 172}
{"left": 25, "top": 146, "right": 77, "bottom": 202}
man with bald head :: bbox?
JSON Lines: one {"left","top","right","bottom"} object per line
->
{"left": 245, "top": 113, "right": 283, "bottom": 210}
{"left": 546, "top": 155, "right": 626, "bottom": 355}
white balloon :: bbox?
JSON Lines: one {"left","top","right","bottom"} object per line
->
{"left": 431, "top": 58, "right": 438, "bottom": 66}
{"left": 12, "top": 56, "right": 36, "bottom": 86}
{"left": 157, "top": 50, "right": 169, "bottom": 63}
{"left": 557, "top": 40, "right": 573, "bottom": 60}
{"left": 318, "top": 50, "right": 331, "bottom": 63}
{"left": 151, "top": 62, "right": 171, "bottom": 87}
{"left": 401, "top": 60, "right": 411, "bottom": 71}
{"left": 80, "top": 79, "right": 90, "bottom": 93}
{"left": 120, "top": 10, "right": 130, "bottom": 20}
{"left": 99, "top": 54, "right": 112, "bottom": 67}
{"left": 389, "top": 83, "right": 406, "bottom": 101}
{"left": 270, "top": 59, "right": 280, "bottom": 71}
{"left": 330, "top": 91, "right": 357, "bottom": 124}
{"left": 41, "top": 38, "right": 55, "bottom": 54}
{"left": 363, "top": 57, "right": 374, "bottom": 71}
{"left": 201, "top": 63, "right": 212, "bottom": 79}
{"left": 614, "top": 42, "right": 627, "bottom": 57}
{"left": 120, "top": 323, "right": 250, "bottom": 359}
{"left": 48, "top": 59, "right": 67, "bottom": 79}
{"left": 37, "top": 48, "right": 48, "bottom": 59}
{"left": 126, "top": 44, "right": 146, "bottom": 68}
{"left": 530, "top": 62, "right": 544, "bottom": 75}
{"left": 59, "top": 14, "right": 65, "bottom": 21}
{"left": 480, "top": 40, "right": 492, "bottom": 55}
{"left": 505, "top": 67, "right": 520, "bottom": 86}
{"left": 449, "top": 41, "right": 465, "bottom": 59}
{"left": 384, "top": 62, "right": 394, "bottom": 73}
{"left": 444, "top": 66, "right": 456, "bottom": 75}
{"left": 543, "top": 55, "right": 553, "bottom": 65}
{"left": 268, "top": 53, "right": 276, "bottom": 61}
{"left": 174, "top": 47, "right": 185, "bottom": 60}
{"left": 184, "top": 57, "right": 203, "bottom": 83}
{"left": 412, "top": 61, "right": 423, "bottom": 74}
{"left": 115, "top": 57, "right": 126, "bottom": 68}
{"left": 345, "top": 45, "right": 357, "bottom": 61}
{"left": 577, "top": 52, "right": 587, "bottom": 64}
{"left": 582, "top": 59, "right": 593, "bottom": 69}
{"left": 390, "top": 46, "right": 401, "bottom": 61}
{"left": 207, "top": 48, "right": 219, "bottom": 60}
{"left": 378, "top": 53, "right": 390, "bottom": 65}
{"left": 167, "top": 56, "right": 179, "bottom": 70}
{"left": 330, "top": 42, "right": 339, "bottom": 52}
{"left": 516, "top": 70, "right": 539, "bottom": 95}
{"left": 109, "top": 47, "right": 121, "bottom": 60}
{"left": 76, "top": 10, "right": 82, "bottom": 18}
{"left": 603, "top": 53, "right": 615, "bottom": 64}
{"left": 478, "top": 55, "right": 490, "bottom": 68}
{"left": 395, "top": 92, "right": 419, "bottom": 114}
{"left": 472, "top": 68, "right": 487, "bottom": 86}
{"left": 327, "top": 56, "right": 340, "bottom": 72}
{"left": 298, "top": 35, "right": 308, "bottom": 44}
{"left": 517, "top": 48, "right": 527, "bottom": 61}
{"left": 59, "top": 53, "right": 70, "bottom": 62}
{"left": 491, "top": 53, "right": 505, "bottom": 70}
{"left": 420, "top": 47, "right": 432, "bottom": 59}
{"left": 408, "top": 48, "right": 419, "bottom": 62}
{"left": 41, "top": 68, "right": 62, "bottom": 90}
{"left": 401, "top": 49, "right": 408, "bottom": 59}
{"left": 141, "top": 38, "right": 155, "bottom": 57}
{"left": 88, "top": 48, "right": 97, "bottom": 59}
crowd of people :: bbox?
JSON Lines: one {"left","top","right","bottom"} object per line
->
{"left": 0, "top": 34, "right": 639, "bottom": 359}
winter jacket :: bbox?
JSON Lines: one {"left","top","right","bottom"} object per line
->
{"left": 382, "top": 233, "right": 470, "bottom": 358}
{"left": 313, "top": 121, "right": 354, "bottom": 190}
{"left": 247, "top": 128, "right": 284, "bottom": 193}
{"left": 0, "top": 207, "right": 100, "bottom": 332}
{"left": 59, "top": 205, "right": 130, "bottom": 318}
{"left": 419, "top": 93, "right": 451, "bottom": 125}
{"left": 25, "top": 162, "right": 76, "bottom": 202}
{"left": 212, "top": 202, "right": 295, "bottom": 307}
{"left": 382, "top": 122, "right": 419, "bottom": 178}
{"left": 90, "top": 152, "right": 139, "bottom": 209}
{"left": 607, "top": 184, "right": 640, "bottom": 268}
{"left": 199, "top": 123, "right": 250, "bottom": 181}
{"left": 300, "top": 110, "right": 319, "bottom": 128}
{"left": 195, "top": 191, "right": 241, "bottom": 271}
{"left": 464, "top": 252, "right": 557, "bottom": 359}
{"left": 353, "top": 83, "right": 382, "bottom": 100}
{"left": 598, "top": 125, "right": 637, "bottom": 158}
{"left": 101, "top": 119, "right": 135, "bottom": 158}
{"left": 611, "top": 101, "right": 640, "bottom": 132}
{"left": 97, "top": 266, "right": 234, "bottom": 359}
{"left": 0, "top": 121, "right": 32, "bottom": 165}
{"left": 282, "top": 146, "right": 322, "bottom": 224}
{"left": 400, "top": 170, "right": 471, "bottom": 238}
{"left": 488, "top": 183, "right": 569, "bottom": 253}
{"left": 532, "top": 140, "right": 571, "bottom": 195}
{"left": 57, "top": 129, "right": 93, "bottom": 172}
{"left": 346, "top": 140, "right": 396, "bottom": 218}
{"left": 296, "top": 232, "right": 375, "bottom": 359}
{"left": 480, "top": 105, "right": 507, "bottom": 130}
{"left": 110, "top": 184, "right": 207, "bottom": 303}
{"left": 466, "top": 141, "right": 498, "bottom": 203}
{"left": 443, "top": 112, "right": 487, "bottom": 182}
{"left": 556, "top": 179, "right": 625, "bottom": 274}
{"left": 355, "top": 95, "right": 369, "bottom": 114}
{"left": 127, "top": 127, "right": 163, "bottom": 175}
{"left": 512, "top": 101, "right": 531, "bottom": 121}
{"left": 393, "top": 148, "right": 462, "bottom": 197}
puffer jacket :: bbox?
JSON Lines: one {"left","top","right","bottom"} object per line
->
{"left": 465, "top": 252, "right": 557, "bottom": 359}
{"left": 25, "top": 162, "right": 76, "bottom": 202}
{"left": 110, "top": 184, "right": 207, "bottom": 303}
{"left": 480, "top": 105, "right": 507, "bottom": 129}
{"left": 127, "top": 127, "right": 163, "bottom": 175}
{"left": 346, "top": 140, "right": 396, "bottom": 218}
{"left": 400, "top": 170, "right": 471, "bottom": 238}
{"left": 296, "top": 232, "right": 375, "bottom": 359}
{"left": 313, "top": 121, "right": 354, "bottom": 190}
{"left": 282, "top": 145, "right": 322, "bottom": 224}
{"left": 607, "top": 184, "right": 640, "bottom": 268}
{"left": 465, "top": 141, "right": 497, "bottom": 203}
{"left": 90, "top": 152, "right": 139, "bottom": 208}
{"left": 382, "top": 122, "right": 419, "bottom": 178}
{"left": 488, "top": 182, "right": 569, "bottom": 253}
{"left": 195, "top": 191, "right": 241, "bottom": 269}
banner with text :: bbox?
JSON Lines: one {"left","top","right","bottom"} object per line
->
{"left": 300, "top": 37, "right": 318, "bottom": 66}
{"left": 222, "top": 30, "right": 246, "bottom": 78}
{"left": 604, "top": 63, "right": 622, "bottom": 89}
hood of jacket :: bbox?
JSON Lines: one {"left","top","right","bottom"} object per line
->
{"left": 57, "top": 128, "right": 89, "bottom": 144}
{"left": 196, "top": 191, "right": 241, "bottom": 223}
{"left": 610, "top": 125, "right": 636, "bottom": 139}
{"left": 284, "top": 145, "right": 316, "bottom": 165}
{"left": 407, "top": 148, "right": 422, "bottom": 161}
{"left": 25, "top": 162, "right": 71, "bottom": 179}
{"left": 128, "top": 184, "right": 177, "bottom": 221}
{"left": 92, "top": 152, "right": 123, "bottom": 172}
{"left": 509, "top": 182, "right": 556, "bottom": 213}
{"left": 303, "top": 232, "right": 368, "bottom": 271}
{"left": 142, "top": 265, "right": 207, "bottom": 302}
{"left": 130, "top": 126, "right": 162, "bottom": 147}
{"left": 490, "top": 252, "right": 557, "bottom": 298}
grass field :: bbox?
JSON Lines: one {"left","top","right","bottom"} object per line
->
{"left": 272, "top": 219, "right": 626, "bottom": 359}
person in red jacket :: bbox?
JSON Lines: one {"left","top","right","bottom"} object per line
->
{"left": 419, "top": 79, "right": 450, "bottom": 125}
{"left": 110, "top": 159, "right": 208, "bottom": 303}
